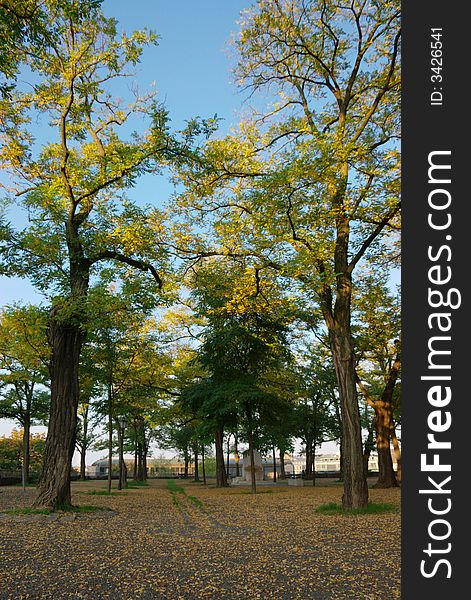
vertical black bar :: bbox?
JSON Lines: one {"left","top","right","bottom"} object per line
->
{"left": 403, "top": 1, "right": 468, "bottom": 597}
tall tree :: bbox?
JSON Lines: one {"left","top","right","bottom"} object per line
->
{"left": 0, "top": 1, "right": 197, "bottom": 508}
{"left": 175, "top": 0, "right": 400, "bottom": 509}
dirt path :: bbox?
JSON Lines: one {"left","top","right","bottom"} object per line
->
{"left": 0, "top": 479, "right": 400, "bottom": 599}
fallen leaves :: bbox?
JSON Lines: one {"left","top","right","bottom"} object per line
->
{"left": 0, "top": 479, "right": 400, "bottom": 599}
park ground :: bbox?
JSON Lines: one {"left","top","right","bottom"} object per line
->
{"left": 0, "top": 478, "right": 400, "bottom": 599}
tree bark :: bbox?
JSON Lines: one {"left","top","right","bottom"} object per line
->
{"left": 184, "top": 449, "right": 189, "bottom": 478}
{"left": 226, "top": 434, "right": 231, "bottom": 479}
{"left": 328, "top": 321, "right": 369, "bottom": 509}
{"left": 363, "top": 421, "right": 375, "bottom": 477}
{"left": 356, "top": 343, "right": 401, "bottom": 488}
{"left": 374, "top": 345, "right": 401, "bottom": 488}
{"left": 247, "top": 423, "right": 256, "bottom": 495}
{"left": 35, "top": 315, "right": 83, "bottom": 509}
{"left": 391, "top": 425, "right": 401, "bottom": 483}
{"left": 133, "top": 435, "right": 138, "bottom": 480}
{"left": 136, "top": 441, "right": 144, "bottom": 481}
{"left": 201, "top": 444, "right": 207, "bottom": 485}
{"left": 143, "top": 440, "right": 148, "bottom": 481}
{"left": 79, "top": 409, "right": 88, "bottom": 480}
{"left": 234, "top": 434, "right": 240, "bottom": 477}
{"left": 193, "top": 444, "right": 200, "bottom": 482}
{"left": 279, "top": 449, "right": 286, "bottom": 479}
{"left": 215, "top": 423, "right": 228, "bottom": 487}
{"left": 272, "top": 445, "right": 277, "bottom": 483}
{"left": 312, "top": 443, "right": 316, "bottom": 487}
{"left": 373, "top": 402, "right": 397, "bottom": 488}
{"left": 107, "top": 383, "right": 113, "bottom": 493}
{"left": 22, "top": 418, "right": 30, "bottom": 489}
{"left": 80, "top": 446, "right": 86, "bottom": 481}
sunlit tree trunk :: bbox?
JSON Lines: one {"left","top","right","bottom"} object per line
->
{"left": 327, "top": 303, "right": 369, "bottom": 509}
{"left": 391, "top": 425, "right": 401, "bottom": 483}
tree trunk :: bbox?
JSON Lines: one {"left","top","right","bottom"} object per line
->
{"left": 329, "top": 324, "right": 369, "bottom": 509}
{"left": 202, "top": 445, "right": 207, "bottom": 485}
{"left": 184, "top": 450, "right": 189, "bottom": 478}
{"left": 143, "top": 442, "right": 148, "bottom": 481}
{"left": 226, "top": 434, "right": 231, "bottom": 479}
{"left": 117, "top": 425, "right": 123, "bottom": 491}
{"left": 80, "top": 446, "right": 86, "bottom": 481}
{"left": 193, "top": 444, "right": 200, "bottom": 482}
{"left": 363, "top": 422, "right": 375, "bottom": 478}
{"left": 311, "top": 442, "right": 316, "bottom": 486}
{"left": 234, "top": 435, "right": 240, "bottom": 477}
{"left": 356, "top": 343, "right": 400, "bottom": 489}
{"left": 35, "top": 316, "right": 83, "bottom": 509}
{"left": 107, "top": 384, "right": 113, "bottom": 493}
{"left": 79, "top": 410, "right": 88, "bottom": 481}
{"left": 391, "top": 425, "right": 401, "bottom": 483}
{"left": 304, "top": 438, "right": 313, "bottom": 480}
{"left": 374, "top": 344, "right": 401, "bottom": 488}
{"left": 272, "top": 445, "right": 277, "bottom": 483}
{"left": 247, "top": 423, "right": 256, "bottom": 495}
{"left": 22, "top": 418, "right": 30, "bottom": 489}
{"left": 279, "top": 450, "right": 286, "bottom": 479}
{"left": 374, "top": 402, "right": 398, "bottom": 488}
{"left": 136, "top": 442, "right": 144, "bottom": 481}
{"left": 215, "top": 423, "right": 228, "bottom": 487}
{"left": 133, "top": 436, "right": 138, "bottom": 480}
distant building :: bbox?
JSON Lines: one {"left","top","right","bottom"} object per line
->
{"left": 85, "top": 451, "right": 394, "bottom": 479}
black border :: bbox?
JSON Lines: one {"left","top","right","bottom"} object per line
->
{"left": 402, "top": 1, "right": 468, "bottom": 596}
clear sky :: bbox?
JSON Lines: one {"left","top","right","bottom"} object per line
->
{"left": 0, "top": 0, "right": 255, "bottom": 461}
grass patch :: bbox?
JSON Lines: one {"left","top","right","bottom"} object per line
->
{"left": 86, "top": 490, "right": 126, "bottom": 496}
{"left": 0, "top": 505, "right": 108, "bottom": 515}
{"left": 14, "top": 482, "right": 37, "bottom": 488}
{"left": 126, "top": 480, "right": 150, "bottom": 488}
{"left": 240, "top": 489, "right": 274, "bottom": 495}
{"left": 315, "top": 502, "right": 397, "bottom": 516}
{"left": 187, "top": 495, "right": 203, "bottom": 508}
{"left": 166, "top": 480, "right": 185, "bottom": 494}
{"left": 1, "top": 507, "right": 51, "bottom": 515}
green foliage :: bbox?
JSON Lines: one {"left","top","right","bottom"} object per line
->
{"left": 0, "top": 304, "right": 50, "bottom": 427}
{"left": 0, "top": 430, "right": 46, "bottom": 471}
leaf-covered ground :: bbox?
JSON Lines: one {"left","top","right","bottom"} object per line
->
{"left": 0, "top": 478, "right": 400, "bottom": 599}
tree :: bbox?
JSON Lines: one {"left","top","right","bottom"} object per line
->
{"left": 0, "top": 429, "right": 46, "bottom": 475}
{"left": 0, "top": 0, "right": 51, "bottom": 97}
{"left": 0, "top": 1, "right": 198, "bottom": 509}
{"left": 0, "top": 304, "right": 50, "bottom": 485}
{"left": 184, "top": 261, "right": 294, "bottom": 493}
{"left": 175, "top": 0, "right": 400, "bottom": 509}
{"left": 354, "top": 276, "right": 401, "bottom": 487}
{"left": 295, "top": 354, "right": 339, "bottom": 484}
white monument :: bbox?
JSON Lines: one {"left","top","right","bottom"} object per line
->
{"left": 242, "top": 449, "right": 264, "bottom": 482}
